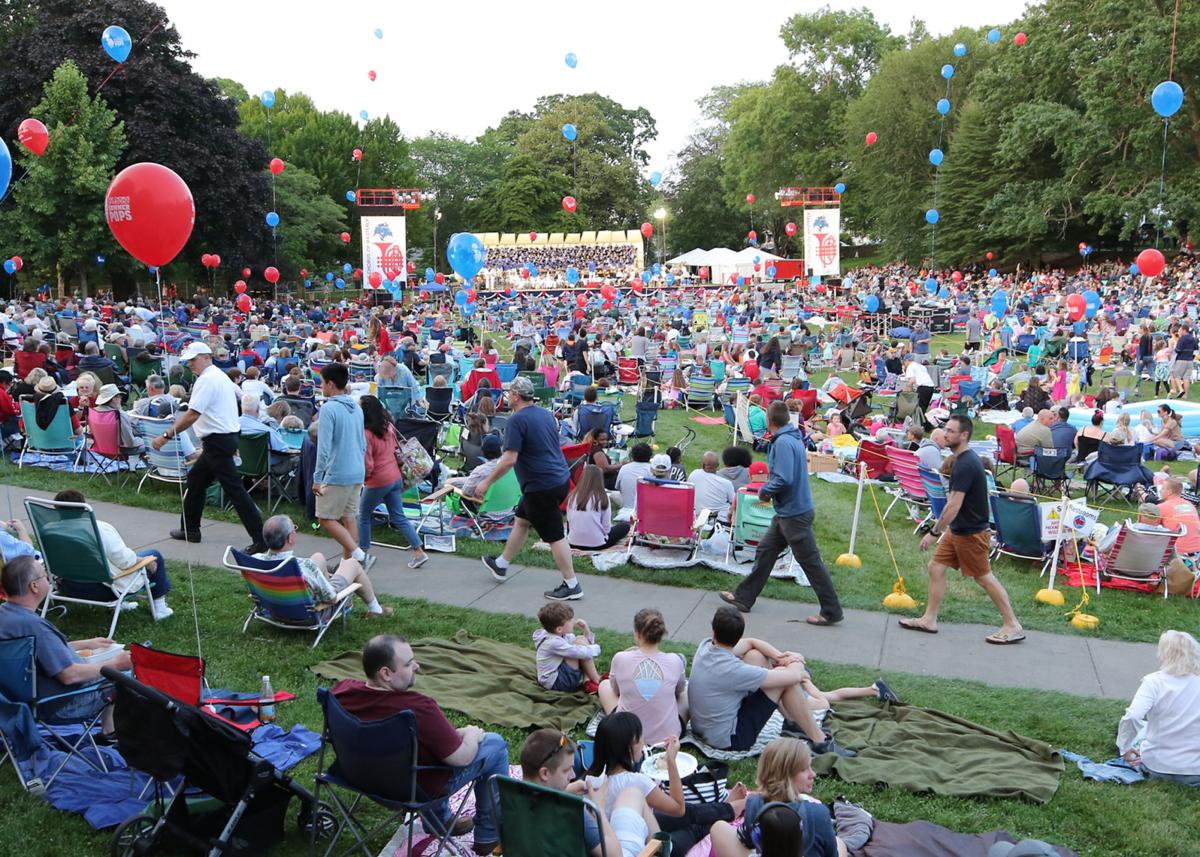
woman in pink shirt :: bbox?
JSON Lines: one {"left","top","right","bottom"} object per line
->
{"left": 598, "top": 608, "right": 687, "bottom": 745}
{"left": 357, "top": 395, "right": 430, "bottom": 569}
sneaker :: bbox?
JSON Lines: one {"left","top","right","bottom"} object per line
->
{"left": 482, "top": 556, "right": 507, "bottom": 582}
{"left": 812, "top": 735, "right": 857, "bottom": 758}
{"left": 544, "top": 581, "right": 583, "bottom": 601}
{"left": 873, "top": 678, "right": 901, "bottom": 704}
{"left": 152, "top": 605, "right": 174, "bottom": 621}
{"left": 450, "top": 816, "right": 474, "bottom": 837}
{"left": 408, "top": 554, "right": 429, "bottom": 570}
{"left": 361, "top": 553, "right": 378, "bottom": 573}
{"left": 169, "top": 528, "right": 201, "bottom": 543}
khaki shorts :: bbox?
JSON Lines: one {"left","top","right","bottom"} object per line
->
{"left": 1170, "top": 359, "right": 1193, "bottom": 380}
{"left": 315, "top": 483, "right": 362, "bottom": 521}
{"left": 932, "top": 530, "right": 992, "bottom": 578}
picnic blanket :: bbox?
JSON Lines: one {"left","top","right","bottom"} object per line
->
{"left": 851, "top": 822, "right": 1078, "bottom": 857}
{"left": 589, "top": 540, "right": 810, "bottom": 584}
{"left": 310, "top": 629, "right": 596, "bottom": 731}
{"left": 811, "top": 701, "right": 1064, "bottom": 804}
{"left": 691, "top": 416, "right": 727, "bottom": 425}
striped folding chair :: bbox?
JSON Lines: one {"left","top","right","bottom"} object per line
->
{"left": 685, "top": 374, "right": 716, "bottom": 411}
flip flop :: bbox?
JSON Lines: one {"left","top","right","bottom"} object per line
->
{"left": 719, "top": 592, "right": 750, "bottom": 613}
{"left": 806, "top": 615, "right": 842, "bottom": 627}
{"left": 897, "top": 618, "right": 938, "bottom": 634}
{"left": 985, "top": 632, "right": 1026, "bottom": 645}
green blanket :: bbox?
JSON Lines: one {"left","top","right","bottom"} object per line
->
{"left": 310, "top": 629, "right": 597, "bottom": 732}
{"left": 813, "top": 701, "right": 1064, "bottom": 804}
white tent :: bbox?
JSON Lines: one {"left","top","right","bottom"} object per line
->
{"left": 666, "top": 248, "right": 710, "bottom": 266}
{"left": 664, "top": 246, "right": 784, "bottom": 283}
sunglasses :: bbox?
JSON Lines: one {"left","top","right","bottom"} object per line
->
{"left": 536, "top": 732, "right": 571, "bottom": 771}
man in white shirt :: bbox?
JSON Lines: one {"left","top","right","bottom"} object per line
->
{"left": 687, "top": 451, "right": 736, "bottom": 523}
{"left": 614, "top": 443, "right": 654, "bottom": 509}
{"left": 150, "top": 341, "right": 265, "bottom": 552}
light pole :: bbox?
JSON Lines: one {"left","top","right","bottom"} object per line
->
{"left": 654, "top": 206, "right": 667, "bottom": 265}
{"left": 433, "top": 209, "right": 443, "bottom": 272}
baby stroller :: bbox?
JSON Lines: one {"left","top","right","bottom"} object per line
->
{"left": 102, "top": 667, "right": 324, "bottom": 857}
{"left": 837, "top": 390, "right": 874, "bottom": 440}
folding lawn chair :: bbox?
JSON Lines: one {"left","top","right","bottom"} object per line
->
{"left": 989, "top": 491, "right": 1050, "bottom": 568}
{"left": 221, "top": 548, "right": 360, "bottom": 648}
{"left": 425, "top": 386, "right": 454, "bottom": 422}
{"left": 237, "top": 431, "right": 291, "bottom": 515}
{"left": 881, "top": 446, "right": 931, "bottom": 531}
{"left": 314, "top": 686, "right": 477, "bottom": 857}
{"left": 568, "top": 373, "right": 593, "bottom": 404}
{"left": 1090, "top": 522, "right": 1177, "bottom": 597}
{"left": 917, "top": 466, "right": 947, "bottom": 522}
{"left": 631, "top": 480, "right": 713, "bottom": 561}
{"left": 1030, "top": 446, "right": 1071, "bottom": 496}
{"left": 379, "top": 387, "right": 414, "bottom": 420}
{"left": 576, "top": 402, "right": 617, "bottom": 440}
{"left": 724, "top": 485, "right": 776, "bottom": 564}
{"left": 1084, "top": 443, "right": 1153, "bottom": 505}
{"left": 993, "top": 424, "right": 1023, "bottom": 482}
{"left": 131, "top": 415, "right": 193, "bottom": 491}
{"left": 18, "top": 400, "right": 77, "bottom": 467}
{"left": 779, "top": 355, "right": 804, "bottom": 383}
{"left": 617, "top": 358, "right": 640, "bottom": 386}
{"left": 856, "top": 438, "right": 891, "bottom": 480}
{"left": 25, "top": 497, "right": 155, "bottom": 637}
{"left": 75, "top": 407, "right": 137, "bottom": 484}
{"left": 684, "top": 373, "right": 716, "bottom": 411}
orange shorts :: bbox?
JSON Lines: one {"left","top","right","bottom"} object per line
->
{"left": 932, "top": 530, "right": 992, "bottom": 578}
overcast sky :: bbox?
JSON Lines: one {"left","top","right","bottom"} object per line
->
{"left": 161, "top": 0, "right": 1033, "bottom": 172}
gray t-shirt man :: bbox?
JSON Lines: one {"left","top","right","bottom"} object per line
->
{"left": 686, "top": 639, "right": 768, "bottom": 749}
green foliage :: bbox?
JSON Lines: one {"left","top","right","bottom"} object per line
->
{"left": 779, "top": 5, "right": 905, "bottom": 97}
{"left": 269, "top": 166, "right": 348, "bottom": 280}
{"left": 0, "top": 61, "right": 126, "bottom": 294}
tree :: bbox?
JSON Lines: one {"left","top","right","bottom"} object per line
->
{"left": 268, "top": 166, "right": 348, "bottom": 281}
{"left": 0, "top": 61, "right": 126, "bottom": 296}
{"left": 409, "top": 133, "right": 506, "bottom": 269}
{"left": 779, "top": 6, "right": 906, "bottom": 98}
{"left": 0, "top": 0, "right": 270, "bottom": 280}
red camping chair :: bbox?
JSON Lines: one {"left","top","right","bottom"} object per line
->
{"left": 827, "top": 383, "right": 863, "bottom": 405}
{"left": 994, "top": 424, "right": 1024, "bottom": 481}
{"left": 617, "top": 358, "right": 640, "bottom": 386}
{"left": 632, "top": 480, "right": 712, "bottom": 561}
{"left": 856, "top": 438, "right": 891, "bottom": 480}
{"left": 129, "top": 643, "right": 295, "bottom": 731}
{"left": 13, "top": 350, "right": 47, "bottom": 379}
{"left": 792, "top": 389, "right": 818, "bottom": 421}
{"left": 560, "top": 442, "right": 593, "bottom": 511}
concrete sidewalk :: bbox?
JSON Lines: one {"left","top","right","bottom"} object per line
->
{"left": 1, "top": 481, "right": 1156, "bottom": 700}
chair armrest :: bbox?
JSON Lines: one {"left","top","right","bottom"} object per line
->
{"left": 113, "top": 555, "right": 156, "bottom": 579}
{"left": 693, "top": 508, "right": 714, "bottom": 532}
{"left": 36, "top": 676, "right": 111, "bottom": 707}
{"left": 423, "top": 483, "right": 457, "bottom": 503}
{"left": 323, "top": 582, "right": 362, "bottom": 606}
{"left": 635, "top": 840, "right": 664, "bottom": 857}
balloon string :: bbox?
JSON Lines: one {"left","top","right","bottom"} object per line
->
{"left": 1156, "top": 118, "right": 1169, "bottom": 250}
{"left": 1168, "top": 0, "right": 1181, "bottom": 80}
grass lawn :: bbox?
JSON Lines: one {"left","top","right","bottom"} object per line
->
{"left": 5, "top": 567, "right": 1196, "bottom": 857}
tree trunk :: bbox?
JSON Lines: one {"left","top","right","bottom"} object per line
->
{"left": 79, "top": 266, "right": 89, "bottom": 299}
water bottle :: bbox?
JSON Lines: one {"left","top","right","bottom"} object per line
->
{"left": 259, "top": 675, "right": 276, "bottom": 723}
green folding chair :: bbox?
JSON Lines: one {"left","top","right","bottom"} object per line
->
{"left": 725, "top": 486, "right": 776, "bottom": 564}
{"left": 103, "top": 342, "right": 129, "bottom": 375}
{"left": 129, "top": 354, "right": 162, "bottom": 398}
{"left": 456, "top": 469, "right": 521, "bottom": 538}
{"left": 237, "top": 432, "right": 288, "bottom": 513}
{"left": 18, "top": 400, "right": 77, "bottom": 468}
{"left": 25, "top": 497, "right": 156, "bottom": 637}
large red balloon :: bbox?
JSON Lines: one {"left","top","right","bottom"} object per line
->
{"left": 236, "top": 294, "right": 252, "bottom": 313}
{"left": 520, "top": 268, "right": 530, "bottom": 279}
{"left": 1014, "top": 32, "right": 1027, "bottom": 45}
{"left": 986, "top": 251, "right": 994, "bottom": 261}
{"left": 865, "top": 131, "right": 878, "bottom": 146}
{"left": 269, "top": 158, "right": 285, "bottom": 175}
{"left": 368, "top": 271, "right": 383, "bottom": 288}
{"left": 785, "top": 222, "right": 797, "bottom": 237}
{"left": 11, "top": 256, "right": 22, "bottom": 271}
{"left": 264, "top": 266, "right": 280, "bottom": 284}
{"left": 340, "top": 232, "right": 351, "bottom": 244}
{"left": 951, "top": 270, "right": 963, "bottom": 283}
{"left": 747, "top": 230, "right": 757, "bottom": 242}
{"left": 562, "top": 196, "right": 576, "bottom": 212}
{"left": 17, "top": 118, "right": 49, "bottom": 156}
{"left": 576, "top": 294, "right": 587, "bottom": 307}
{"left": 640, "top": 222, "right": 653, "bottom": 238}
{"left": 1136, "top": 248, "right": 1166, "bottom": 278}
{"left": 200, "top": 253, "right": 212, "bottom": 268}
{"left": 234, "top": 280, "right": 247, "bottom": 294}
{"left": 1067, "top": 294, "right": 1086, "bottom": 321}
{"left": 299, "top": 267, "right": 308, "bottom": 277}
{"left": 104, "top": 163, "right": 195, "bottom": 267}
{"left": 466, "top": 288, "right": 476, "bottom": 301}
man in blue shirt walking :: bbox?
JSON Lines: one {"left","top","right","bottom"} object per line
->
{"left": 721, "top": 401, "right": 843, "bottom": 625}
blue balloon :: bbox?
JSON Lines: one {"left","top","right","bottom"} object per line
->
{"left": 925, "top": 208, "right": 940, "bottom": 225}
{"left": 1083, "top": 289, "right": 1101, "bottom": 319}
{"left": 809, "top": 274, "right": 820, "bottom": 287}
{"left": 260, "top": 90, "right": 275, "bottom": 108}
{"left": 925, "top": 276, "right": 938, "bottom": 294}
{"left": 0, "top": 138, "right": 10, "bottom": 200}
{"left": 939, "top": 286, "right": 950, "bottom": 298}
{"left": 865, "top": 295, "right": 880, "bottom": 312}
{"left": 665, "top": 273, "right": 676, "bottom": 286}
{"left": 326, "top": 272, "right": 335, "bottom": 282}
{"left": 987, "top": 28, "right": 1001, "bottom": 44}
{"left": 1129, "top": 263, "right": 1140, "bottom": 275}
{"left": 652, "top": 263, "right": 661, "bottom": 274}
{"left": 101, "top": 25, "right": 132, "bottom": 63}
{"left": 305, "top": 279, "right": 312, "bottom": 288}
{"left": 766, "top": 266, "right": 777, "bottom": 278}
{"left": 753, "top": 256, "right": 761, "bottom": 264}
{"left": 1151, "top": 80, "right": 1184, "bottom": 118}
{"left": 562, "top": 123, "right": 577, "bottom": 142}
{"left": 359, "top": 110, "right": 369, "bottom": 121}
{"left": 937, "top": 98, "right": 951, "bottom": 116}
{"left": 565, "top": 52, "right": 577, "bottom": 69}
{"left": 447, "top": 232, "right": 488, "bottom": 283}
{"left": 929, "top": 148, "right": 944, "bottom": 167}
{"left": 834, "top": 182, "right": 846, "bottom": 194}
{"left": 941, "top": 64, "right": 955, "bottom": 79}
{"left": 953, "top": 42, "right": 967, "bottom": 58}
{"left": 989, "top": 267, "right": 998, "bottom": 277}
{"left": 736, "top": 276, "right": 746, "bottom": 286}
{"left": 265, "top": 211, "right": 280, "bottom": 227}
{"left": 345, "top": 190, "right": 357, "bottom": 202}
{"left": 3, "top": 260, "right": 14, "bottom": 275}
{"left": 527, "top": 263, "right": 539, "bottom": 277}
{"left": 565, "top": 266, "right": 580, "bottom": 285}
{"left": 649, "top": 171, "right": 662, "bottom": 187}
{"left": 96, "top": 254, "right": 105, "bottom": 265}
{"left": 641, "top": 271, "right": 652, "bottom": 284}
{"left": 343, "top": 263, "right": 353, "bottom": 274}
{"left": 463, "top": 302, "right": 476, "bottom": 316}
{"left": 425, "top": 267, "right": 435, "bottom": 283}
{"left": 335, "top": 278, "right": 346, "bottom": 289}
{"left": 455, "top": 289, "right": 468, "bottom": 305}
{"left": 374, "top": 27, "right": 383, "bottom": 38}
{"left": 991, "top": 290, "right": 1008, "bottom": 316}
{"left": 148, "top": 266, "right": 157, "bottom": 274}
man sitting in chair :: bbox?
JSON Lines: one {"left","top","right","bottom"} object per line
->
{"left": 253, "top": 515, "right": 393, "bottom": 618}
{"left": 334, "top": 634, "right": 510, "bottom": 855}
{"left": 0, "top": 555, "right": 133, "bottom": 733}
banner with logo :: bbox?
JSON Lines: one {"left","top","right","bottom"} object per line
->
{"left": 803, "top": 208, "right": 840, "bottom": 277}
{"left": 360, "top": 216, "right": 407, "bottom": 289}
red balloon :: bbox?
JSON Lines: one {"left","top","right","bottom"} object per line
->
{"left": 340, "top": 232, "right": 351, "bottom": 243}
{"left": 785, "top": 222, "right": 797, "bottom": 237}
{"left": 1136, "top": 248, "right": 1166, "bottom": 278}
{"left": 745, "top": 193, "right": 755, "bottom": 205}
{"left": 1014, "top": 32, "right": 1027, "bottom": 45}
{"left": 630, "top": 280, "right": 643, "bottom": 294}
{"left": 352, "top": 268, "right": 362, "bottom": 281}
{"left": 865, "top": 131, "right": 878, "bottom": 146}
{"left": 434, "top": 272, "right": 445, "bottom": 284}
{"left": 368, "top": 271, "right": 383, "bottom": 288}
{"left": 17, "top": 118, "right": 49, "bottom": 156}
{"left": 200, "top": 253, "right": 212, "bottom": 267}
{"left": 574, "top": 308, "right": 585, "bottom": 320}
{"left": 753, "top": 263, "right": 760, "bottom": 272}
{"left": 104, "top": 163, "right": 195, "bottom": 267}
{"left": 264, "top": 266, "right": 280, "bottom": 284}
{"left": 467, "top": 288, "right": 476, "bottom": 301}
{"left": 576, "top": 294, "right": 587, "bottom": 307}
{"left": 747, "top": 230, "right": 757, "bottom": 242}
{"left": 951, "top": 270, "right": 963, "bottom": 283}
{"left": 367, "top": 70, "right": 377, "bottom": 82}
{"left": 299, "top": 267, "right": 308, "bottom": 277}
{"left": 269, "top": 158, "right": 285, "bottom": 175}
{"left": 1078, "top": 241, "right": 1087, "bottom": 251}
{"left": 11, "top": 256, "right": 22, "bottom": 271}
{"left": 407, "top": 261, "right": 416, "bottom": 272}
{"left": 352, "top": 148, "right": 363, "bottom": 161}
{"left": 1067, "top": 293, "right": 1086, "bottom": 321}
{"left": 242, "top": 267, "right": 251, "bottom": 278}
{"left": 234, "top": 280, "right": 248, "bottom": 294}
{"left": 640, "top": 222, "right": 653, "bottom": 238}
{"left": 562, "top": 196, "right": 576, "bottom": 212}
{"left": 236, "top": 294, "right": 252, "bottom": 313}
{"left": 986, "top": 251, "right": 994, "bottom": 261}
{"left": 211, "top": 254, "right": 220, "bottom": 267}
{"left": 520, "top": 268, "right": 530, "bottom": 279}
{"left": 529, "top": 231, "right": 538, "bottom": 242}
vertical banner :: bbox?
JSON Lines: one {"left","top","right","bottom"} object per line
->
{"left": 360, "top": 215, "right": 407, "bottom": 289}
{"left": 803, "top": 208, "right": 840, "bottom": 277}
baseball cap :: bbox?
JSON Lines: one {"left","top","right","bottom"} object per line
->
{"left": 748, "top": 460, "right": 769, "bottom": 478}
{"left": 179, "top": 341, "right": 213, "bottom": 362}
{"left": 650, "top": 453, "right": 671, "bottom": 472}
{"left": 509, "top": 376, "right": 536, "bottom": 400}
{"left": 481, "top": 434, "right": 503, "bottom": 457}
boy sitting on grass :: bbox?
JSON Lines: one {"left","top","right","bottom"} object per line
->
{"left": 534, "top": 602, "right": 602, "bottom": 694}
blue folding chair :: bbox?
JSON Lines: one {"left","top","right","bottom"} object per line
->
{"left": 312, "top": 686, "right": 476, "bottom": 857}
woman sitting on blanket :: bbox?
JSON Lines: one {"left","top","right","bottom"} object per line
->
{"left": 598, "top": 608, "right": 688, "bottom": 744}
{"left": 710, "top": 737, "right": 874, "bottom": 857}
{"left": 1118, "top": 630, "right": 1200, "bottom": 787}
